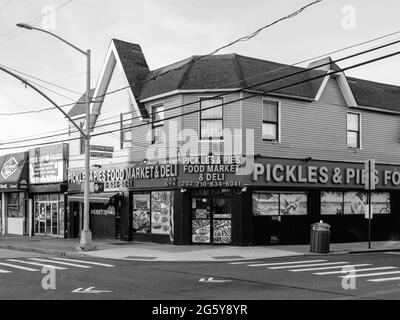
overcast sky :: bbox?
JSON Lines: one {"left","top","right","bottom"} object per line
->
{"left": 0, "top": 0, "right": 400, "bottom": 155}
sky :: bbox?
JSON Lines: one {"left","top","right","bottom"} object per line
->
{"left": 0, "top": 0, "right": 400, "bottom": 155}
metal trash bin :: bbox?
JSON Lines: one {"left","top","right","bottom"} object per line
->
{"left": 310, "top": 221, "right": 330, "bottom": 253}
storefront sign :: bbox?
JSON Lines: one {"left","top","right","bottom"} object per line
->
{"left": 251, "top": 158, "right": 400, "bottom": 189}
{"left": 180, "top": 156, "right": 242, "bottom": 187}
{"left": 1, "top": 157, "right": 18, "bottom": 180}
{"left": 29, "top": 144, "right": 68, "bottom": 184}
{"left": 0, "top": 152, "right": 29, "bottom": 191}
{"left": 69, "top": 164, "right": 178, "bottom": 191}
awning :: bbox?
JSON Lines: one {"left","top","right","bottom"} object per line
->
{"left": 0, "top": 152, "right": 29, "bottom": 191}
{"left": 68, "top": 192, "right": 120, "bottom": 204}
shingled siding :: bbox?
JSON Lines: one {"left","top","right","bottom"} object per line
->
{"left": 181, "top": 92, "right": 242, "bottom": 156}
{"left": 243, "top": 78, "right": 400, "bottom": 164}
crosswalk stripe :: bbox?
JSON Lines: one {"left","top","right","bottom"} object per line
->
{"left": 314, "top": 266, "right": 397, "bottom": 275}
{"left": 29, "top": 258, "right": 92, "bottom": 269}
{"left": 50, "top": 257, "right": 115, "bottom": 267}
{"left": 368, "top": 276, "right": 400, "bottom": 282}
{"left": 0, "top": 262, "right": 39, "bottom": 272}
{"left": 229, "top": 261, "right": 263, "bottom": 265}
{"left": 269, "top": 262, "right": 349, "bottom": 270}
{"left": 7, "top": 259, "right": 67, "bottom": 270}
{"left": 0, "top": 268, "right": 12, "bottom": 274}
{"left": 248, "top": 260, "right": 327, "bottom": 267}
{"left": 340, "top": 270, "right": 400, "bottom": 279}
{"left": 289, "top": 264, "right": 371, "bottom": 272}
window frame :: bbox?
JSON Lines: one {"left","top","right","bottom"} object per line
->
{"left": 120, "top": 112, "right": 133, "bottom": 150}
{"left": 347, "top": 112, "right": 362, "bottom": 150}
{"left": 199, "top": 97, "right": 224, "bottom": 141}
{"left": 262, "top": 98, "right": 281, "bottom": 143}
{"left": 150, "top": 104, "right": 165, "bottom": 145}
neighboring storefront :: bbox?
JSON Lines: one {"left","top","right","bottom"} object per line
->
{"left": 0, "top": 152, "right": 29, "bottom": 235}
{"left": 28, "top": 144, "right": 69, "bottom": 238}
{"left": 67, "top": 155, "right": 400, "bottom": 245}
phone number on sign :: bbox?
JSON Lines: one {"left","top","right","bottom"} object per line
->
{"left": 180, "top": 181, "right": 242, "bottom": 187}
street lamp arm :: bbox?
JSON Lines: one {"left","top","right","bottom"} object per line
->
{"left": 0, "top": 64, "right": 87, "bottom": 138}
{"left": 16, "top": 24, "right": 86, "bottom": 56}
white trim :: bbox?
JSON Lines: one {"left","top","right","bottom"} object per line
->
{"left": 89, "top": 40, "right": 144, "bottom": 129}
{"left": 244, "top": 89, "right": 314, "bottom": 102}
{"left": 314, "top": 73, "right": 330, "bottom": 101}
{"left": 334, "top": 72, "right": 358, "bottom": 107}
{"left": 347, "top": 111, "right": 362, "bottom": 150}
{"left": 262, "top": 97, "right": 281, "bottom": 144}
{"left": 198, "top": 96, "right": 225, "bottom": 142}
{"left": 140, "top": 89, "right": 241, "bottom": 103}
{"left": 350, "top": 105, "right": 400, "bottom": 115}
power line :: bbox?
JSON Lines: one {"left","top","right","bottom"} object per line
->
{"left": 1, "top": 48, "right": 399, "bottom": 151}
{"left": 1, "top": 25, "right": 400, "bottom": 121}
{"left": 2, "top": 35, "right": 400, "bottom": 146}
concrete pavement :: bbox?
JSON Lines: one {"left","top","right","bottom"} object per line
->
{"left": 0, "top": 235, "right": 400, "bottom": 262}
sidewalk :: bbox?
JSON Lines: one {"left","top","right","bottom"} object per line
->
{"left": 1, "top": 235, "right": 400, "bottom": 262}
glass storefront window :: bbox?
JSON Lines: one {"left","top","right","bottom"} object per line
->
{"left": 321, "top": 191, "right": 391, "bottom": 215}
{"left": 253, "top": 192, "right": 307, "bottom": 216}
{"left": 7, "top": 193, "right": 25, "bottom": 218}
{"left": 151, "top": 191, "right": 173, "bottom": 235}
{"left": 132, "top": 193, "right": 151, "bottom": 233}
{"left": 33, "top": 194, "right": 65, "bottom": 237}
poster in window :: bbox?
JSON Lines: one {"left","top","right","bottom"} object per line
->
{"left": 192, "top": 220, "right": 210, "bottom": 244}
{"left": 371, "top": 192, "right": 390, "bottom": 214}
{"left": 321, "top": 191, "right": 344, "bottom": 215}
{"left": 213, "top": 220, "right": 231, "bottom": 244}
{"left": 344, "top": 192, "right": 367, "bottom": 215}
{"left": 280, "top": 193, "right": 307, "bottom": 215}
{"left": 151, "top": 191, "right": 172, "bottom": 235}
{"left": 133, "top": 194, "right": 150, "bottom": 233}
{"left": 192, "top": 198, "right": 210, "bottom": 219}
{"left": 252, "top": 193, "right": 279, "bottom": 216}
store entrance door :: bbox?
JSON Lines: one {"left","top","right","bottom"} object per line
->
{"left": 35, "top": 201, "right": 59, "bottom": 236}
{"left": 191, "top": 195, "right": 232, "bottom": 244}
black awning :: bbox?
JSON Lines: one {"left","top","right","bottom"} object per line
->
{"left": 68, "top": 192, "right": 120, "bottom": 204}
{"left": 0, "top": 152, "right": 29, "bottom": 191}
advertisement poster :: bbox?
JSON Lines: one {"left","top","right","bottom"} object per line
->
{"left": 321, "top": 191, "right": 344, "bottom": 215}
{"left": 371, "top": 192, "right": 390, "bottom": 214}
{"left": 213, "top": 220, "right": 231, "bottom": 244}
{"left": 344, "top": 192, "right": 367, "bottom": 215}
{"left": 192, "top": 220, "right": 210, "bottom": 243}
{"left": 151, "top": 191, "right": 172, "bottom": 235}
{"left": 133, "top": 194, "right": 150, "bottom": 233}
{"left": 280, "top": 193, "right": 307, "bottom": 215}
{"left": 252, "top": 193, "right": 279, "bottom": 216}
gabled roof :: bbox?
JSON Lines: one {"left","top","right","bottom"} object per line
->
{"left": 68, "top": 89, "right": 95, "bottom": 118}
{"left": 139, "top": 54, "right": 326, "bottom": 101}
{"left": 347, "top": 77, "right": 400, "bottom": 113}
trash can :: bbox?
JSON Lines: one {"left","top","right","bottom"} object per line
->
{"left": 310, "top": 221, "right": 330, "bottom": 253}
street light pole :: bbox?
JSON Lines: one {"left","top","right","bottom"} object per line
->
{"left": 16, "top": 23, "right": 95, "bottom": 250}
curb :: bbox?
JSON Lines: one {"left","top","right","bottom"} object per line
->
{"left": 0, "top": 244, "right": 89, "bottom": 258}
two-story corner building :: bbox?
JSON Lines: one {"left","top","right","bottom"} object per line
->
{"left": 66, "top": 38, "right": 400, "bottom": 246}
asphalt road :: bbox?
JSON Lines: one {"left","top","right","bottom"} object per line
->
{"left": 0, "top": 249, "right": 400, "bottom": 300}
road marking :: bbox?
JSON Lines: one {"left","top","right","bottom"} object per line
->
{"left": 289, "top": 264, "right": 371, "bottom": 272}
{"left": 248, "top": 260, "right": 327, "bottom": 267}
{"left": 368, "top": 277, "right": 400, "bottom": 282}
{"left": 7, "top": 259, "right": 67, "bottom": 270}
{"left": 314, "top": 266, "right": 397, "bottom": 275}
{"left": 269, "top": 262, "right": 349, "bottom": 270}
{"left": 72, "top": 287, "right": 112, "bottom": 294}
{"left": 229, "top": 261, "right": 264, "bottom": 265}
{"left": 50, "top": 257, "right": 115, "bottom": 267}
{"left": 199, "top": 277, "right": 232, "bottom": 283}
{"left": 384, "top": 252, "right": 400, "bottom": 255}
{"left": 29, "top": 258, "right": 92, "bottom": 269}
{"left": 0, "top": 262, "right": 39, "bottom": 272}
{"left": 0, "top": 268, "right": 12, "bottom": 274}
{"left": 340, "top": 270, "right": 400, "bottom": 279}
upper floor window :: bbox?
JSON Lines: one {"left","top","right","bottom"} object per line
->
{"left": 262, "top": 100, "right": 279, "bottom": 141}
{"left": 120, "top": 112, "right": 133, "bottom": 149}
{"left": 347, "top": 112, "right": 361, "bottom": 149}
{"left": 152, "top": 105, "right": 164, "bottom": 144}
{"left": 200, "top": 98, "right": 223, "bottom": 140}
